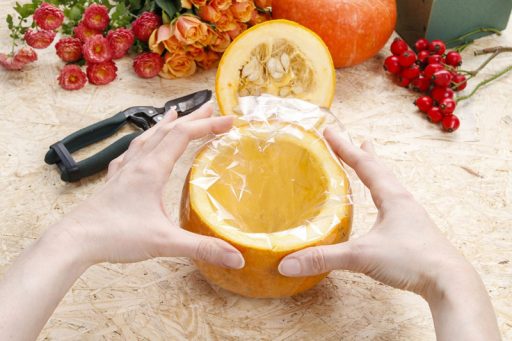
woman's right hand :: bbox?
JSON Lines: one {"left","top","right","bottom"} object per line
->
{"left": 279, "top": 127, "right": 501, "bottom": 340}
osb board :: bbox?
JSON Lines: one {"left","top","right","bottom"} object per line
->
{"left": 0, "top": 1, "right": 511, "bottom": 339}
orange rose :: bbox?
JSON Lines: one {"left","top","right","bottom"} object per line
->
{"left": 197, "top": 49, "right": 220, "bottom": 70}
{"left": 249, "top": 9, "right": 270, "bottom": 26}
{"left": 210, "top": 31, "right": 231, "bottom": 53}
{"left": 199, "top": 26, "right": 219, "bottom": 46}
{"left": 186, "top": 44, "right": 206, "bottom": 62}
{"left": 190, "top": 0, "right": 207, "bottom": 6}
{"left": 198, "top": 5, "right": 221, "bottom": 23}
{"left": 174, "top": 15, "right": 208, "bottom": 45}
{"left": 210, "top": 0, "right": 231, "bottom": 11}
{"left": 160, "top": 51, "right": 197, "bottom": 78}
{"left": 231, "top": 1, "right": 255, "bottom": 23}
{"left": 181, "top": 0, "right": 192, "bottom": 9}
{"left": 164, "top": 35, "right": 185, "bottom": 54}
{"left": 254, "top": 0, "right": 272, "bottom": 8}
{"left": 149, "top": 25, "right": 172, "bottom": 55}
{"left": 216, "top": 10, "right": 237, "bottom": 32}
{"left": 227, "top": 22, "right": 247, "bottom": 40}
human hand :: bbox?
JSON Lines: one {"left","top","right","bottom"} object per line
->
{"left": 45, "top": 103, "right": 245, "bottom": 269}
{"left": 278, "top": 127, "right": 472, "bottom": 299}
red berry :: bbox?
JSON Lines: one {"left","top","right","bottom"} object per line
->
{"left": 417, "top": 50, "right": 430, "bottom": 64}
{"left": 83, "top": 4, "right": 110, "bottom": 31}
{"left": 74, "top": 21, "right": 102, "bottom": 42}
{"left": 391, "top": 38, "right": 408, "bottom": 56}
{"left": 58, "top": 65, "right": 87, "bottom": 90}
{"left": 431, "top": 86, "right": 455, "bottom": 103}
{"left": 33, "top": 2, "right": 64, "bottom": 30}
{"left": 83, "top": 35, "right": 113, "bottom": 63}
{"left": 133, "top": 52, "right": 164, "bottom": 78}
{"left": 14, "top": 47, "right": 37, "bottom": 64}
{"left": 415, "top": 38, "right": 429, "bottom": 52}
{"left": 439, "top": 98, "right": 456, "bottom": 115}
{"left": 107, "top": 28, "right": 135, "bottom": 59}
{"left": 415, "top": 96, "right": 434, "bottom": 113}
{"left": 24, "top": 29, "right": 56, "bottom": 49}
{"left": 132, "top": 12, "right": 162, "bottom": 42}
{"left": 432, "top": 69, "right": 453, "bottom": 87}
{"left": 398, "top": 50, "right": 416, "bottom": 67}
{"left": 55, "top": 37, "right": 82, "bottom": 62}
{"left": 383, "top": 55, "right": 401, "bottom": 74}
{"left": 411, "top": 76, "right": 430, "bottom": 92}
{"left": 452, "top": 74, "right": 467, "bottom": 91}
{"left": 424, "top": 63, "right": 445, "bottom": 79}
{"left": 0, "top": 53, "right": 25, "bottom": 70}
{"left": 428, "top": 40, "right": 446, "bottom": 55}
{"left": 400, "top": 64, "right": 420, "bottom": 80}
{"left": 445, "top": 51, "right": 463, "bottom": 67}
{"left": 397, "top": 76, "right": 411, "bottom": 88}
{"left": 427, "top": 54, "right": 443, "bottom": 65}
{"left": 442, "top": 115, "right": 460, "bottom": 132}
{"left": 427, "top": 107, "right": 443, "bottom": 123}
{"left": 86, "top": 60, "right": 117, "bottom": 85}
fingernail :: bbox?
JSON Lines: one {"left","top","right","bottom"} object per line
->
{"left": 222, "top": 252, "right": 244, "bottom": 269}
{"left": 279, "top": 258, "right": 302, "bottom": 276}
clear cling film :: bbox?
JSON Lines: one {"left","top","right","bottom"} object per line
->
{"left": 179, "top": 95, "right": 354, "bottom": 298}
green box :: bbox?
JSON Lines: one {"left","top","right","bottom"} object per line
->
{"left": 396, "top": 0, "right": 512, "bottom": 47}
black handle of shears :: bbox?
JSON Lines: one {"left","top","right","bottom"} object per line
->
{"left": 44, "top": 111, "right": 141, "bottom": 182}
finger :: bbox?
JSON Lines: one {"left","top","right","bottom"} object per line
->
{"left": 324, "top": 127, "right": 409, "bottom": 208}
{"left": 360, "top": 140, "right": 376, "bottom": 156}
{"left": 106, "top": 153, "right": 125, "bottom": 179}
{"left": 139, "top": 102, "right": 214, "bottom": 155}
{"left": 147, "top": 116, "right": 234, "bottom": 176}
{"left": 278, "top": 240, "right": 365, "bottom": 277}
{"left": 120, "top": 110, "right": 178, "bottom": 167}
{"left": 171, "top": 230, "right": 245, "bottom": 269}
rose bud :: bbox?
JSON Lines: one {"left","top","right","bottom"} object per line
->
{"left": 24, "top": 29, "right": 56, "bottom": 49}
{"left": 210, "top": 32, "right": 231, "bottom": 53}
{"left": 58, "top": 65, "right": 87, "bottom": 90}
{"left": 216, "top": 10, "right": 238, "bottom": 32}
{"left": 55, "top": 37, "right": 82, "bottom": 62}
{"left": 174, "top": 15, "right": 209, "bottom": 45}
{"left": 160, "top": 51, "right": 197, "bottom": 78}
{"left": 198, "top": 5, "right": 221, "bottom": 23}
{"left": 33, "top": 2, "right": 64, "bottom": 30}
{"left": 230, "top": 1, "right": 255, "bottom": 23}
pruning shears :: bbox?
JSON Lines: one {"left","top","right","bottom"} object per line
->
{"left": 45, "top": 90, "right": 212, "bottom": 182}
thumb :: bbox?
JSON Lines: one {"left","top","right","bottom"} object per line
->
{"left": 278, "top": 240, "right": 364, "bottom": 277}
{"left": 174, "top": 230, "right": 245, "bottom": 270}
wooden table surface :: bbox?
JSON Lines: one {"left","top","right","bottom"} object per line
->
{"left": 1, "top": 2, "right": 511, "bottom": 339}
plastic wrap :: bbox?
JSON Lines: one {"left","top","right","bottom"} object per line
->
{"left": 179, "top": 95, "right": 353, "bottom": 298}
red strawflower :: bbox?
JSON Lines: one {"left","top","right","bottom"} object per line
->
{"left": 133, "top": 52, "right": 163, "bottom": 78}
{"left": 83, "top": 35, "right": 113, "bottom": 63}
{"left": 132, "top": 12, "right": 162, "bottom": 42}
{"left": 55, "top": 37, "right": 82, "bottom": 62}
{"left": 24, "top": 29, "right": 56, "bottom": 49}
{"left": 33, "top": 2, "right": 64, "bottom": 30}
{"left": 14, "top": 47, "right": 38, "bottom": 64}
{"left": 83, "top": 4, "right": 110, "bottom": 31}
{"left": 0, "top": 53, "right": 25, "bottom": 70}
{"left": 58, "top": 65, "right": 87, "bottom": 90}
{"left": 74, "top": 21, "right": 102, "bottom": 42}
{"left": 107, "top": 28, "right": 135, "bottom": 59}
{"left": 87, "top": 61, "right": 117, "bottom": 85}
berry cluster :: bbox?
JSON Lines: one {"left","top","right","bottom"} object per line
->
{"left": 384, "top": 38, "right": 467, "bottom": 132}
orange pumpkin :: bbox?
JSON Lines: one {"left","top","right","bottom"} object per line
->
{"left": 272, "top": 0, "right": 397, "bottom": 68}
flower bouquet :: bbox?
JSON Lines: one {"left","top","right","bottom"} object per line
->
{"left": 1, "top": 0, "right": 271, "bottom": 90}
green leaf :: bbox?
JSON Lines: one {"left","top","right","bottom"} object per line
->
{"left": 155, "top": 0, "right": 180, "bottom": 19}
{"left": 6, "top": 14, "right": 14, "bottom": 29}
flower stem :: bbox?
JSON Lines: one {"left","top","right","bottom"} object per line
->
{"left": 457, "top": 64, "right": 512, "bottom": 102}
{"left": 447, "top": 27, "right": 502, "bottom": 45}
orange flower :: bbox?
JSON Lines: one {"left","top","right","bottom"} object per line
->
{"left": 231, "top": 1, "right": 255, "bottom": 23}
{"left": 181, "top": 0, "right": 192, "bottom": 9}
{"left": 254, "top": 0, "right": 272, "bottom": 8}
{"left": 148, "top": 25, "right": 172, "bottom": 55}
{"left": 227, "top": 21, "right": 247, "bottom": 40}
{"left": 198, "top": 5, "right": 221, "bottom": 23}
{"left": 174, "top": 15, "right": 208, "bottom": 45}
{"left": 186, "top": 44, "right": 206, "bottom": 62}
{"left": 199, "top": 26, "right": 219, "bottom": 46}
{"left": 210, "top": 0, "right": 231, "bottom": 11}
{"left": 210, "top": 31, "right": 231, "bottom": 52}
{"left": 164, "top": 35, "right": 185, "bottom": 54}
{"left": 249, "top": 9, "right": 270, "bottom": 26}
{"left": 216, "top": 10, "right": 237, "bottom": 32}
{"left": 190, "top": 0, "right": 207, "bottom": 6}
{"left": 161, "top": 51, "right": 197, "bottom": 78}
{"left": 197, "top": 49, "right": 220, "bottom": 70}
